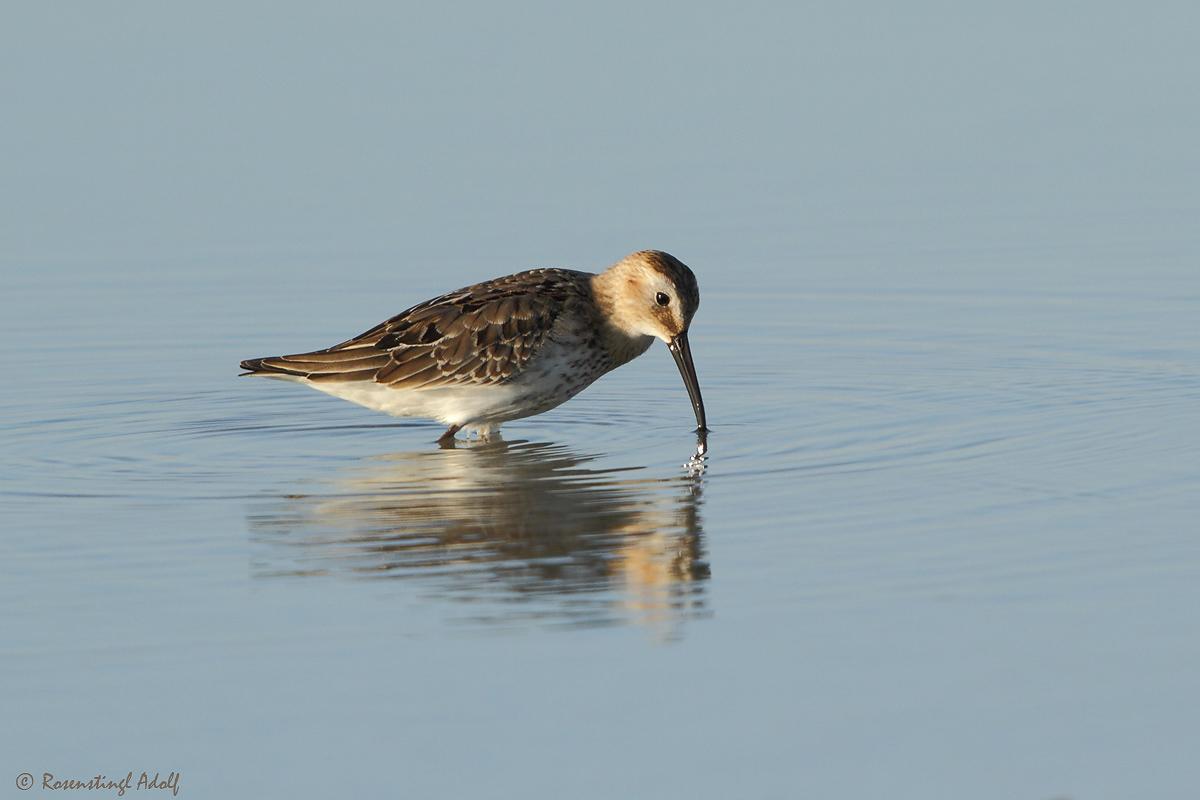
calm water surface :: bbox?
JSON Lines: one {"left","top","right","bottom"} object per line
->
{"left": 4, "top": 4, "right": 1200, "bottom": 795}
{"left": 2, "top": 251, "right": 1197, "bottom": 798}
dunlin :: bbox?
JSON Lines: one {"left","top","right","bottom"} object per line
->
{"left": 240, "top": 250, "right": 707, "bottom": 443}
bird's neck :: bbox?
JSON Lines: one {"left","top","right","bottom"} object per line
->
{"left": 590, "top": 268, "right": 655, "bottom": 368}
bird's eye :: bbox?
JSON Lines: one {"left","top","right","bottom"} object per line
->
{"left": 655, "top": 292, "right": 671, "bottom": 306}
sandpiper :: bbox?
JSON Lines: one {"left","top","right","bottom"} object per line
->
{"left": 240, "top": 250, "right": 707, "bottom": 443}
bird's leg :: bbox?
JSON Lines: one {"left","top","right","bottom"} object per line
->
{"left": 438, "top": 424, "right": 462, "bottom": 445}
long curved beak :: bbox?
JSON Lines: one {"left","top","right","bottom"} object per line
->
{"left": 667, "top": 330, "right": 708, "bottom": 432}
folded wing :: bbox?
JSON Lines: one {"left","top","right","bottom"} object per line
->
{"left": 240, "top": 270, "right": 588, "bottom": 388}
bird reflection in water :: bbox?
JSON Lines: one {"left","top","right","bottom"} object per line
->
{"left": 249, "top": 436, "right": 710, "bottom": 634}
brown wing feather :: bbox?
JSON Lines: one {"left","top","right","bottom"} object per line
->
{"left": 239, "top": 269, "right": 593, "bottom": 387}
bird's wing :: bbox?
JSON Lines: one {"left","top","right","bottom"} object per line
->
{"left": 240, "top": 269, "right": 591, "bottom": 388}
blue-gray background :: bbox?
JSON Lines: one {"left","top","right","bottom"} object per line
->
{"left": 2, "top": 3, "right": 1198, "bottom": 799}
{"left": 7, "top": 2, "right": 1195, "bottom": 269}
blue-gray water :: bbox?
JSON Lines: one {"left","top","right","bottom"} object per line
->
{"left": 3, "top": 3, "right": 1199, "bottom": 799}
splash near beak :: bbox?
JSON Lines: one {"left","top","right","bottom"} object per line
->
{"left": 668, "top": 331, "right": 708, "bottom": 433}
